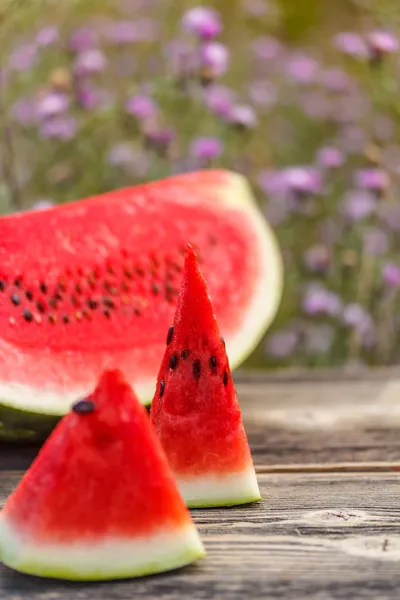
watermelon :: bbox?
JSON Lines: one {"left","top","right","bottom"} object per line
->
{"left": 0, "top": 169, "right": 282, "bottom": 441}
{"left": 151, "top": 245, "right": 261, "bottom": 508}
{"left": 0, "top": 369, "right": 204, "bottom": 580}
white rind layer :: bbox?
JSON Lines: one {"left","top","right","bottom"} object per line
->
{"left": 177, "top": 468, "right": 261, "bottom": 508}
{"left": 0, "top": 171, "right": 282, "bottom": 416}
{"left": 0, "top": 518, "right": 204, "bottom": 581}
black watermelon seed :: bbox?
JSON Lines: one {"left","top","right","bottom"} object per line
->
{"left": 62, "top": 315, "right": 69, "bottom": 324}
{"left": 103, "top": 297, "right": 115, "bottom": 309}
{"left": 151, "top": 283, "right": 160, "bottom": 295}
{"left": 75, "top": 284, "right": 83, "bottom": 295}
{"left": 72, "top": 399, "right": 96, "bottom": 415}
{"left": 55, "top": 291, "right": 63, "bottom": 301}
{"left": 223, "top": 370, "right": 228, "bottom": 386}
{"left": 134, "top": 307, "right": 141, "bottom": 316}
{"left": 210, "top": 356, "right": 217, "bottom": 369}
{"left": 124, "top": 269, "right": 133, "bottom": 279}
{"left": 0, "top": 281, "right": 5, "bottom": 291}
{"left": 49, "top": 298, "right": 58, "bottom": 309}
{"left": 48, "top": 314, "right": 56, "bottom": 324}
{"left": 192, "top": 360, "right": 201, "bottom": 379}
{"left": 23, "top": 309, "right": 33, "bottom": 322}
{"left": 40, "top": 282, "right": 47, "bottom": 294}
{"left": 25, "top": 290, "right": 33, "bottom": 301}
{"left": 37, "top": 301, "right": 45, "bottom": 313}
{"left": 160, "top": 379, "right": 165, "bottom": 398}
{"left": 11, "top": 294, "right": 20, "bottom": 306}
{"left": 87, "top": 299, "right": 98, "bottom": 310}
{"left": 181, "top": 349, "right": 190, "bottom": 360}
{"left": 103, "top": 309, "right": 111, "bottom": 318}
{"left": 14, "top": 279, "right": 21, "bottom": 287}
{"left": 166, "top": 325, "right": 174, "bottom": 345}
{"left": 169, "top": 354, "right": 178, "bottom": 370}
{"left": 221, "top": 337, "right": 226, "bottom": 347}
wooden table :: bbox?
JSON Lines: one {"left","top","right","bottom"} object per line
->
{"left": 1, "top": 370, "right": 400, "bottom": 599}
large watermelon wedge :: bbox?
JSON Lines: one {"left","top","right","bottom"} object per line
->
{"left": 0, "top": 369, "right": 204, "bottom": 580}
{"left": 0, "top": 169, "right": 282, "bottom": 440}
{"left": 151, "top": 245, "right": 260, "bottom": 508}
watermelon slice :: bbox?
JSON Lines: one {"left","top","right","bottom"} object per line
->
{"left": 150, "top": 245, "right": 261, "bottom": 508}
{"left": 0, "top": 369, "right": 204, "bottom": 580}
{"left": 0, "top": 169, "right": 282, "bottom": 440}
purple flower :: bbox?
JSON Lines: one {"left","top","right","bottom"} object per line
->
{"left": 367, "top": 30, "right": 399, "bottom": 56}
{"left": 354, "top": 168, "right": 389, "bottom": 192}
{"left": 248, "top": 80, "right": 277, "bottom": 109}
{"left": 303, "top": 244, "right": 331, "bottom": 273}
{"left": 145, "top": 127, "right": 175, "bottom": 150}
{"left": 243, "top": 0, "right": 271, "bottom": 16}
{"left": 265, "top": 328, "right": 298, "bottom": 359}
{"left": 316, "top": 146, "right": 344, "bottom": 168}
{"left": 76, "top": 86, "right": 113, "bottom": 110}
{"left": 251, "top": 36, "right": 281, "bottom": 61}
{"left": 203, "top": 84, "right": 235, "bottom": 119}
{"left": 258, "top": 169, "right": 287, "bottom": 198}
{"left": 190, "top": 137, "right": 223, "bottom": 161}
{"left": 32, "top": 199, "right": 54, "bottom": 211}
{"left": 68, "top": 27, "right": 98, "bottom": 52}
{"left": 182, "top": 7, "right": 222, "bottom": 40}
{"left": 341, "top": 189, "right": 376, "bottom": 222}
{"left": 36, "top": 92, "right": 69, "bottom": 119}
{"left": 320, "top": 67, "right": 351, "bottom": 92}
{"left": 382, "top": 263, "right": 400, "bottom": 288}
{"left": 74, "top": 49, "right": 107, "bottom": 76}
{"left": 104, "top": 19, "right": 159, "bottom": 44}
{"left": 125, "top": 95, "right": 157, "bottom": 120}
{"left": 104, "top": 20, "right": 137, "bottom": 44}
{"left": 10, "top": 97, "right": 37, "bottom": 126}
{"left": 283, "top": 166, "right": 322, "bottom": 195}
{"left": 229, "top": 104, "right": 257, "bottom": 128}
{"left": 363, "top": 228, "right": 389, "bottom": 256}
{"left": 200, "top": 41, "right": 229, "bottom": 77}
{"left": 164, "top": 40, "right": 199, "bottom": 76}
{"left": 302, "top": 283, "right": 342, "bottom": 317}
{"left": 342, "top": 304, "right": 375, "bottom": 347}
{"left": 285, "top": 53, "right": 319, "bottom": 84}
{"left": 35, "top": 26, "right": 59, "bottom": 47}
{"left": 9, "top": 43, "right": 37, "bottom": 71}
{"left": 304, "top": 324, "right": 335, "bottom": 354}
{"left": 39, "top": 116, "right": 77, "bottom": 141}
{"left": 334, "top": 32, "right": 368, "bottom": 57}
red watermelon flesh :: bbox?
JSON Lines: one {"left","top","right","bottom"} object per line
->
{"left": 0, "top": 169, "right": 282, "bottom": 423}
{"left": 151, "top": 245, "right": 261, "bottom": 508}
{"left": 0, "top": 369, "right": 204, "bottom": 580}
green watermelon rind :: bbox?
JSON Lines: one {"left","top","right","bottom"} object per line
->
{"left": 0, "top": 521, "right": 205, "bottom": 581}
{"left": 0, "top": 404, "right": 59, "bottom": 442}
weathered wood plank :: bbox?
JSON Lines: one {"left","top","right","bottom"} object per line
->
{"left": 1, "top": 376, "right": 400, "bottom": 471}
{"left": 1, "top": 472, "right": 400, "bottom": 599}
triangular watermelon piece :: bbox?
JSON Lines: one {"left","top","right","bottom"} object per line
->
{"left": 0, "top": 370, "right": 204, "bottom": 580}
{"left": 150, "top": 245, "right": 261, "bottom": 508}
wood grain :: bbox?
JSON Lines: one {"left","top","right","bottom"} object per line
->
{"left": 1, "top": 473, "right": 400, "bottom": 599}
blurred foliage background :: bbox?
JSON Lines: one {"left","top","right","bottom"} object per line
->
{"left": 1, "top": 0, "right": 400, "bottom": 370}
